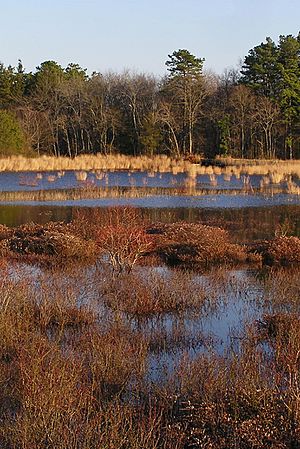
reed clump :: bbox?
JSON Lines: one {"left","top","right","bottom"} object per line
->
{"left": 101, "top": 269, "right": 207, "bottom": 317}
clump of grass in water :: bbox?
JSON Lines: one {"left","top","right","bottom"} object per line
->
{"left": 167, "top": 307, "right": 300, "bottom": 448}
{"left": 1, "top": 154, "right": 300, "bottom": 180}
{"left": 0, "top": 270, "right": 175, "bottom": 449}
{"left": 100, "top": 268, "right": 207, "bottom": 316}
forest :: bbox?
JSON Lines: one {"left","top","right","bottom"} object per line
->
{"left": 0, "top": 32, "right": 300, "bottom": 160}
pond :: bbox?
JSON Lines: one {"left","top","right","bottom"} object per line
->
{"left": 0, "top": 169, "right": 299, "bottom": 241}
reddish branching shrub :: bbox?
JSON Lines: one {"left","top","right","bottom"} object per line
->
{"left": 95, "top": 207, "right": 155, "bottom": 273}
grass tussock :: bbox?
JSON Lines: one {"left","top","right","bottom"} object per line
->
{"left": 0, "top": 221, "right": 97, "bottom": 265}
{"left": 101, "top": 269, "right": 207, "bottom": 316}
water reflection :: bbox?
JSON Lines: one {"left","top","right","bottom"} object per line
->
{"left": 1, "top": 169, "right": 299, "bottom": 192}
{"left": 1, "top": 204, "right": 299, "bottom": 242}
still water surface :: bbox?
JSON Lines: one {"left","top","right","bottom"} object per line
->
{"left": 0, "top": 169, "right": 299, "bottom": 242}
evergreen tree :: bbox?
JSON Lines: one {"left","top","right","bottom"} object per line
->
{"left": 164, "top": 49, "right": 207, "bottom": 155}
{"left": 0, "top": 110, "right": 28, "bottom": 155}
{"left": 240, "top": 37, "right": 279, "bottom": 98}
{"left": 166, "top": 49, "right": 204, "bottom": 79}
{"left": 241, "top": 33, "right": 300, "bottom": 158}
{"left": 277, "top": 34, "right": 300, "bottom": 158}
{"left": 0, "top": 62, "right": 27, "bottom": 107}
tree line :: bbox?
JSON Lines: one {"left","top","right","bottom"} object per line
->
{"left": 0, "top": 32, "right": 300, "bottom": 159}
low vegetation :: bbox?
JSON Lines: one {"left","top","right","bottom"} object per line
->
{"left": 150, "top": 222, "right": 254, "bottom": 267}
{"left": 1, "top": 208, "right": 300, "bottom": 269}
{"left": 0, "top": 245, "right": 300, "bottom": 447}
{"left": 0, "top": 271, "right": 167, "bottom": 449}
{"left": 0, "top": 221, "right": 97, "bottom": 265}
{"left": 254, "top": 236, "right": 300, "bottom": 266}
{"left": 1, "top": 155, "right": 300, "bottom": 179}
{"left": 170, "top": 312, "right": 300, "bottom": 448}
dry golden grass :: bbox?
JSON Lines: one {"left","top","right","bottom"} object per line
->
{"left": 0, "top": 154, "right": 191, "bottom": 174}
{"left": 1, "top": 155, "right": 300, "bottom": 181}
{"left": 0, "top": 186, "right": 272, "bottom": 203}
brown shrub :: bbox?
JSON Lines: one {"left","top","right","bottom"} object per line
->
{"left": 255, "top": 236, "right": 300, "bottom": 266}
{"left": 69, "top": 208, "right": 104, "bottom": 240}
{"left": 2, "top": 222, "right": 97, "bottom": 263}
{"left": 151, "top": 222, "right": 249, "bottom": 267}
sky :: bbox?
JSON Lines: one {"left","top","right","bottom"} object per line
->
{"left": 0, "top": 0, "right": 299, "bottom": 77}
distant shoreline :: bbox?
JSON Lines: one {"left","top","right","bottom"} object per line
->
{"left": 0, "top": 154, "right": 300, "bottom": 176}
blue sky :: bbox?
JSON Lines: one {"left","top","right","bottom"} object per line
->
{"left": 1, "top": 0, "right": 299, "bottom": 76}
